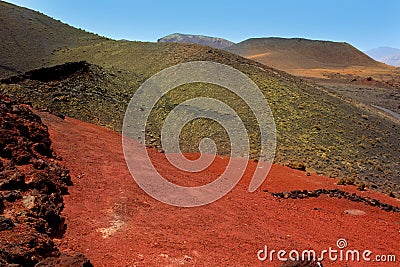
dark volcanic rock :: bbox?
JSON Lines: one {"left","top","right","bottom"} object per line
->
{"left": 270, "top": 188, "right": 400, "bottom": 213}
{"left": 1, "top": 62, "right": 91, "bottom": 84}
{"left": 0, "top": 216, "right": 13, "bottom": 231}
{"left": 35, "top": 252, "right": 93, "bottom": 267}
{"left": 0, "top": 230, "right": 56, "bottom": 266}
{"left": 0, "top": 170, "right": 25, "bottom": 190}
{"left": 280, "top": 259, "right": 322, "bottom": 266}
{"left": 2, "top": 190, "right": 22, "bottom": 202}
{"left": 0, "top": 93, "right": 89, "bottom": 266}
{"left": 0, "top": 194, "right": 3, "bottom": 213}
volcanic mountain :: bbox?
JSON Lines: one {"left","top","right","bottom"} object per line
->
{"left": 1, "top": 1, "right": 399, "bottom": 195}
{"left": 225, "top": 37, "right": 398, "bottom": 78}
{"left": 157, "top": 33, "right": 235, "bottom": 49}
{"left": 0, "top": 0, "right": 105, "bottom": 78}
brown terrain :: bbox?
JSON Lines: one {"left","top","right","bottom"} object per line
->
{"left": 226, "top": 37, "right": 400, "bottom": 119}
{"left": 225, "top": 37, "right": 398, "bottom": 79}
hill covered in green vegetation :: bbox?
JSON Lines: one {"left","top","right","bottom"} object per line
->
{"left": 1, "top": 1, "right": 399, "bottom": 196}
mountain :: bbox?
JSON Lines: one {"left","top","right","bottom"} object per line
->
{"left": 2, "top": 54, "right": 400, "bottom": 195}
{"left": 366, "top": 47, "right": 400, "bottom": 67}
{"left": 0, "top": 0, "right": 105, "bottom": 78}
{"left": 1, "top": 2, "right": 400, "bottom": 194}
{"left": 158, "top": 33, "right": 235, "bottom": 49}
{"left": 225, "top": 37, "right": 394, "bottom": 77}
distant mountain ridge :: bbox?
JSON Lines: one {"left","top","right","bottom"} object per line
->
{"left": 365, "top": 47, "right": 400, "bottom": 67}
{"left": 157, "top": 33, "right": 235, "bottom": 49}
{"left": 225, "top": 37, "right": 380, "bottom": 69}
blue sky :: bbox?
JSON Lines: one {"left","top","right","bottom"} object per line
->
{"left": 5, "top": 0, "right": 400, "bottom": 50}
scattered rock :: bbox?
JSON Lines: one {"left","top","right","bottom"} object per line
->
{"left": 270, "top": 188, "right": 400, "bottom": 213}
{"left": 280, "top": 259, "right": 322, "bottom": 267}
{"left": 35, "top": 252, "right": 93, "bottom": 267}
{"left": 0, "top": 230, "right": 56, "bottom": 266}
{"left": 286, "top": 162, "right": 307, "bottom": 171}
{"left": 0, "top": 171, "right": 25, "bottom": 190}
{"left": 344, "top": 209, "right": 366, "bottom": 216}
{"left": 0, "top": 216, "right": 14, "bottom": 231}
{"left": 22, "top": 195, "right": 35, "bottom": 209}
{"left": 3, "top": 190, "right": 22, "bottom": 202}
{"left": 54, "top": 113, "right": 65, "bottom": 120}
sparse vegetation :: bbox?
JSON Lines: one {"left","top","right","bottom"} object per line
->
{"left": 337, "top": 177, "right": 356, "bottom": 186}
{"left": 0, "top": 1, "right": 399, "bottom": 197}
{"left": 357, "top": 182, "right": 366, "bottom": 191}
{"left": 0, "top": 1, "right": 106, "bottom": 78}
{"left": 286, "top": 162, "right": 307, "bottom": 171}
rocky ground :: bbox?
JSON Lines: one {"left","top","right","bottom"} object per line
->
{"left": 39, "top": 111, "right": 400, "bottom": 267}
{"left": 0, "top": 94, "right": 92, "bottom": 266}
{"left": 0, "top": 91, "right": 398, "bottom": 266}
{"left": 316, "top": 79, "right": 400, "bottom": 116}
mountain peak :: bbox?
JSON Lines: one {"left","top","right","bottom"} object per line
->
{"left": 225, "top": 37, "right": 380, "bottom": 71}
{"left": 365, "top": 47, "right": 400, "bottom": 66}
{"left": 157, "top": 33, "right": 235, "bottom": 49}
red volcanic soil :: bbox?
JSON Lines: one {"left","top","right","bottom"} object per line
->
{"left": 39, "top": 112, "right": 400, "bottom": 267}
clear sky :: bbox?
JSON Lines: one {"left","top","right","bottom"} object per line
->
{"left": 4, "top": 0, "right": 400, "bottom": 51}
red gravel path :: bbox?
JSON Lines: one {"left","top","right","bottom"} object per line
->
{"left": 39, "top": 113, "right": 400, "bottom": 267}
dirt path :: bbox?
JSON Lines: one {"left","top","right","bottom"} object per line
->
{"left": 39, "top": 112, "right": 400, "bottom": 267}
{"left": 372, "top": 105, "right": 400, "bottom": 120}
